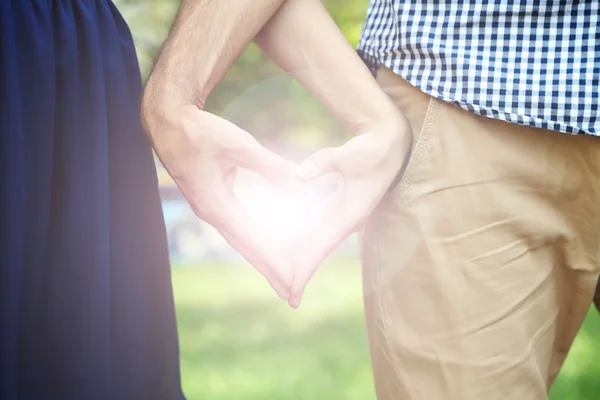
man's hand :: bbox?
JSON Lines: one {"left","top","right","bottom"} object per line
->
{"left": 139, "top": 0, "right": 297, "bottom": 299}
{"left": 141, "top": 103, "right": 295, "bottom": 300}
{"left": 288, "top": 114, "right": 412, "bottom": 308}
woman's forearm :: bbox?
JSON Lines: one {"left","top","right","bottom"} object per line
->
{"left": 254, "top": 0, "right": 402, "bottom": 134}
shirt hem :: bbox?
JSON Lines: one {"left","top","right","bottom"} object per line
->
{"left": 356, "top": 48, "right": 598, "bottom": 137}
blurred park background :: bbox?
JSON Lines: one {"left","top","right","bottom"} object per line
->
{"left": 113, "top": 1, "right": 600, "bottom": 399}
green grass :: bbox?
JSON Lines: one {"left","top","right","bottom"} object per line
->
{"left": 172, "top": 256, "right": 600, "bottom": 400}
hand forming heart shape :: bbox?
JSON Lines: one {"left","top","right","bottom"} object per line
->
{"left": 236, "top": 115, "right": 412, "bottom": 308}
{"left": 144, "top": 104, "right": 411, "bottom": 308}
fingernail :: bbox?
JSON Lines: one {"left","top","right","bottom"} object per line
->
{"left": 295, "top": 160, "right": 316, "bottom": 180}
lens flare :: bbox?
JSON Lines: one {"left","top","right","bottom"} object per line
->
{"left": 234, "top": 169, "right": 332, "bottom": 249}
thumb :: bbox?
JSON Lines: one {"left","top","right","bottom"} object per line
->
{"left": 238, "top": 142, "right": 296, "bottom": 188}
{"left": 295, "top": 148, "right": 341, "bottom": 181}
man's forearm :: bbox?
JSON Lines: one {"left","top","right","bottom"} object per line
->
{"left": 254, "top": 0, "right": 402, "bottom": 134}
{"left": 144, "top": 0, "right": 285, "bottom": 110}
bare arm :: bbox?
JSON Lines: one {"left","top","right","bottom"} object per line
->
{"left": 143, "top": 0, "right": 285, "bottom": 111}
{"left": 255, "top": 0, "right": 412, "bottom": 307}
{"left": 254, "top": 0, "right": 403, "bottom": 134}
{"left": 141, "top": 0, "right": 411, "bottom": 306}
{"left": 141, "top": 0, "right": 296, "bottom": 299}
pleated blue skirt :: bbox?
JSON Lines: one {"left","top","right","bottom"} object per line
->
{"left": 0, "top": 1, "right": 184, "bottom": 398}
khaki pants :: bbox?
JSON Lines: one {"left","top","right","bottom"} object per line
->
{"left": 361, "top": 66, "right": 600, "bottom": 400}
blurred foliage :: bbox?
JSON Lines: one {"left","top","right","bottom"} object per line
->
{"left": 172, "top": 258, "right": 600, "bottom": 400}
{"left": 115, "top": 0, "right": 369, "bottom": 157}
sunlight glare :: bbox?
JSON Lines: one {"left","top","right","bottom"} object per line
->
{"left": 234, "top": 169, "right": 332, "bottom": 249}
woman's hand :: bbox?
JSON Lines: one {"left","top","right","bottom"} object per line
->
{"left": 288, "top": 113, "right": 412, "bottom": 308}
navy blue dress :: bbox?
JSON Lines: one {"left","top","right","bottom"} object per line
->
{"left": 0, "top": 1, "right": 184, "bottom": 399}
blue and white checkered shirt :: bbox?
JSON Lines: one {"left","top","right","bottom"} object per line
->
{"left": 357, "top": 1, "right": 599, "bottom": 136}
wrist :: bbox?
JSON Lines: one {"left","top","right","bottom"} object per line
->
{"left": 143, "top": 66, "right": 205, "bottom": 111}
{"left": 354, "top": 103, "right": 409, "bottom": 138}
{"left": 142, "top": 103, "right": 200, "bottom": 187}
{"left": 359, "top": 108, "right": 412, "bottom": 168}
{"left": 141, "top": 75, "right": 199, "bottom": 130}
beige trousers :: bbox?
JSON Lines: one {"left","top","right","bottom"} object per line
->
{"left": 361, "top": 66, "right": 600, "bottom": 400}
